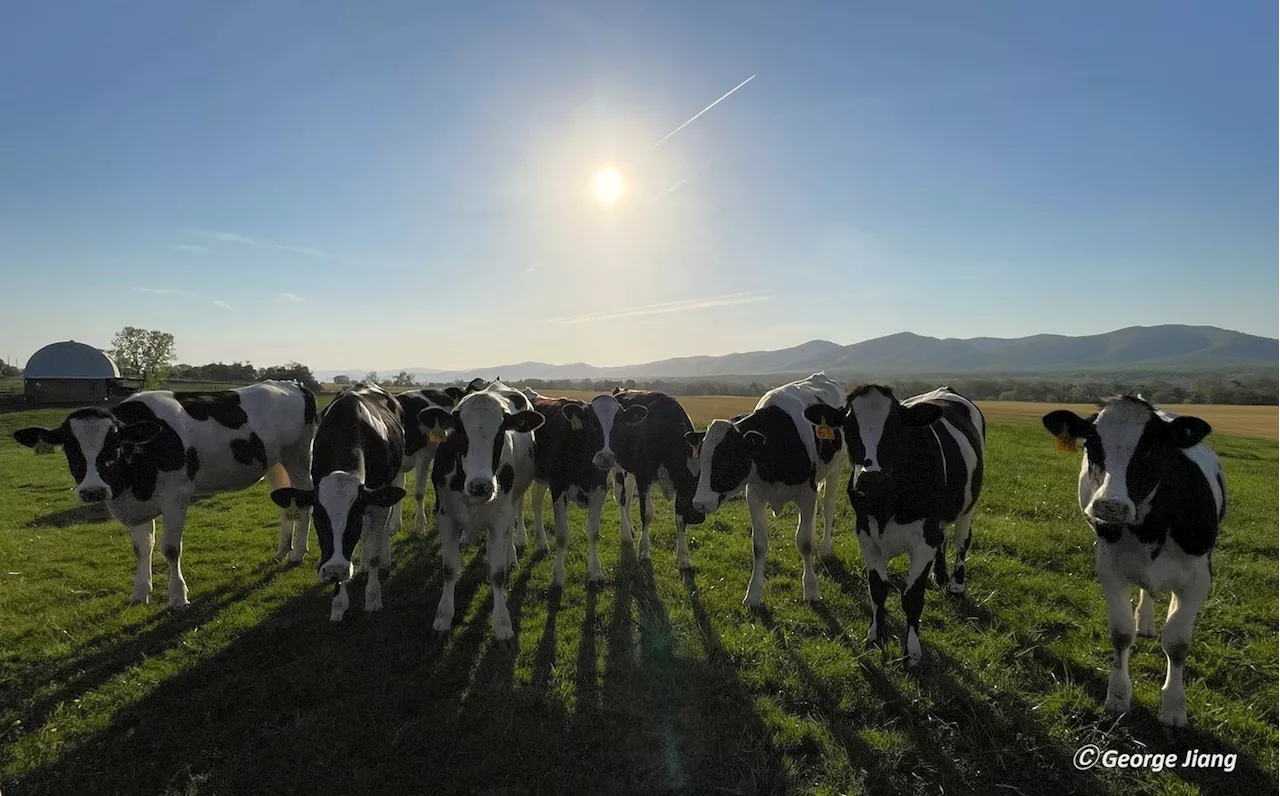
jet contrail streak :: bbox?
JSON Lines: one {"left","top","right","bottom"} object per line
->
{"left": 653, "top": 74, "right": 756, "bottom": 148}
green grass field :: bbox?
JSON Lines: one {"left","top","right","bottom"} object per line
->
{"left": 0, "top": 401, "right": 1275, "bottom": 796}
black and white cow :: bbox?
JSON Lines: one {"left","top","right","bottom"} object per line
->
{"left": 390, "top": 378, "right": 487, "bottom": 534}
{"left": 584, "top": 388, "right": 705, "bottom": 568}
{"left": 424, "top": 381, "right": 543, "bottom": 639}
{"left": 1042, "top": 396, "right": 1225, "bottom": 726}
{"left": 525, "top": 394, "right": 612, "bottom": 587}
{"left": 804, "top": 385, "right": 985, "bottom": 667}
{"left": 13, "top": 380, "right": 317, "bottom": 607}
{"left": 269, "top": 383, "right": 406, "bottom": 622}
{"left": 686, "top": 373, "right": 846, "bottom": 606}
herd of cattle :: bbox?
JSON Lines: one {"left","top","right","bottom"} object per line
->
{"left": 12, "top": 373, "right": 1227, "bottom": 727}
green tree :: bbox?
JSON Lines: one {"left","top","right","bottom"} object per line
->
{"left": 393, "top": 370, "right": 415, "bottom": 387}
{"left": 333, "top": 374, "right": 352, "bottom": 385}
{"left": 259, "top": 362, "right": 321, "bottom": 392}
{"left": 109, "top": 326, "right": 177, "bottom": 389}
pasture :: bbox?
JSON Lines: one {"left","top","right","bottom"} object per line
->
{"left": 0, "top": 398, "right": 1275, "bottom": 796}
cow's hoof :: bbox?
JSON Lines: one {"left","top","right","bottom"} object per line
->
{"left": 129, "top": 593, "right": 150, "bottom": 606}
{"left": 1104, "top": 694, "right": 1131, "bottom": 714}
{"left": 167, "top": 597, "right": 191, "bottom": 610}
{"left": 945, "top": 581, "right": 966, "bottom": 595}
{"left": 677, "top": 558, "right": 694, "bottom": 571}
{"left": 432, "top": 616, "right": 452, "bottom": 632}
{"left": 1158, "top": 708, "right": 1188, "bottom": 728}
{"left": 365, "top": 598, "right": 383, "bottom": 613}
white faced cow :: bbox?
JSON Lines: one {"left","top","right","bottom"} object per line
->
{"left": 270, "top": 383, "right": 406, "bottom": 622}
{"left": 390, "top": 378, "right": 486, "bottom": 534}
{"left": 13, "top": 380, "right": 318, "bottom": 608}
{"left": 584, "top": 388, "right": 705, "bottom": 568}
{"left": 804, "top": 385, "right": 985, "bottom": 667}
{"left": 424, "top": 381, "right": 543, "bottom": 640}
{"left": 1042, "top": 396, "right": 1225, "bottom": 726}
{"left": 686, "top": 373, "right": 846, "bottom": 606}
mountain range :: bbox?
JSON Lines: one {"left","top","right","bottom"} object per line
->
{"left": 315, "top": 325, "right": 1278, "bottom": 383}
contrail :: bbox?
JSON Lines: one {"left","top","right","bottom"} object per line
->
{"left": 653, "top": 74, "right": 756, "bottom": 148}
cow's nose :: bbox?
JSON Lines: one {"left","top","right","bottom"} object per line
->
{"left": 319, "top": 558, "right": 353, "bottom": 584}
{"left": 592, "top": 451, "right": 615, "bottom": 471}
{"left": 466, "top": 480, "right": 494, "bottom": 499}
{"left": 78, "top": 487, "right": 109, "bottom": 503}
{"left": 692, "top": 498, "right": 713, "bottom": 514}
{"left": 1090, "top": 498, "right": 1133, "bottom": 525}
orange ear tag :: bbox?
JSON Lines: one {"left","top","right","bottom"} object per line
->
{"left": 569, "top": 416, "right": 584, "bottom": 431}
{"left": 428, "top": 429, "right": 447, "bottom": 444}
{"left": 1055, "top": 432, "right": 1078, "bottom": 452}
{"left": 816, "top": 424, "right": 836, "bottom": 441}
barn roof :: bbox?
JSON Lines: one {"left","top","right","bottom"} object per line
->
{"left": 24, "top": 340, "right": 121, "bottom": 380}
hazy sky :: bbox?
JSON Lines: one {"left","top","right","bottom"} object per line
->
{"left": 1, "top": 1, "right": 1275, "bottom": 371}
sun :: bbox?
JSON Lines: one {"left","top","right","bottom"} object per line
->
{"left": 592, "top": 166, "right": 626, "bottom": 204}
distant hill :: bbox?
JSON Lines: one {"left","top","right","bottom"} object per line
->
{"left": 315, "top": 325, "right": 1277, "bottom": 383}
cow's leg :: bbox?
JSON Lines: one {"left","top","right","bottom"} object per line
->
{"left": 130, "top": 520, "right": 155, "bottom": 604}
{"left": 946, "top": 511, "right": 974, "bottom": 594}
{"left": 275, "top": 508, "right": 293, "bottom": 563}
{"left": 330, "top": 582, "right": 350, "bottom": 622}
{"left": 1097, "top": 548, "right": 1135, "bottom": 714}
{"left": 586, "top": 491, "right": 606, "bottom": 586}
{"left": 280, "top": 451, "right": 313, "bottom": 563}
{"left": 796, "top": 492, "right": 821, "bottom": 603}
{"left": 489, "top": 508, "right": 516, "bottom": 640}
{"left": 637, "top": 481, "right": 655, "bottom": 561}
{"left": 532, "top": 481, "right": 549, "bottom": 554}
{"left": 363, "top": 507, "right": 390, "bottom": 612}
{"left": 413, "top": 451, "right": 431, "bottom": 534}
{"left": 550, "top": 494, "right": 570, "bottom": 588}
{"left": 160, "top": 504, "right": 191, "bottom": 609}
{"left": 818, "top": 479, "right": 839, "bottom": 557}
{"left": 1135, "top": 587, "right": 1157, "bottom": 638}
{"left": 513, "top": 490, "right": 529, "bottom": 556}
{"left": 859, "top": 522, "right": 889, "bottom": 650}
{"left": 901, "top": 532, "right": 937, "bottom": 667}
{"left": 674, "top": 511, "right": 693, "bottom": 571}
{"left": 743, "top": 491, "right": 770, "bottom": 606}
{"left": 614, "top": 470, "right": 634, "bottom": 544}
{"left": 433, "top": 512, "right": 461, "bottom": 631}
{"left": 1159, "top": 559, "right": 1210, "bottom": 727}
{"left": 388, "top": 471, "right": 406, "bottom": 533}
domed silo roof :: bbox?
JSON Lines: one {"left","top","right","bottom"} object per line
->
{"left": 24, "top": 341, "right": 121, "bottom": 379}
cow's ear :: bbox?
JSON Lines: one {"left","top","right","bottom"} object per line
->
{"left": 121, "top": 421, "right": 162, "bottom": 444}
{"left": 1042, "top": 410, "right": 1092, "bottom": 449}
{"left": 466, "top": 377, "right": 487, "bottom": 392}
{"left": 803, "top": 404, "right": 844, "bottom": 428}
{"left": 13, "top": 426, "right": 64, "bottom": 449}
{"left": 503, "top": 410, "right": 545, "bottom": 434}
{"left": 1167, "top": 415, "right": 1211, "bottom": 449}
{"left": 418, "top": 407, "right": 453, "bottom": 430}
{"left": 444, "top": 387, "right": 465, "bottom": 403}
{"left": 270, "top": 487, "right": 313, "bottom": 508}
{"left": 902, "top": 403, "right": 943, "bottom": 427}
{"left": 684, "top": 431, "right": 705, "bottom": 450}
{"left": 743, "top": 430, "right": 767, "bottom": 448}
{"left": 561, "top": 403, "right": 588, "bottom": 430}
{"left": 364, "top": 485, "right": 407, "bottom": 507}
{"left": 620, "top": 405, "right": 648, "bottom": 424}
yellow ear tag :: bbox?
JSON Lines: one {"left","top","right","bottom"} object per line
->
{"left": 569, "top": 416, "right": 583, "bottom": 431}
{"left": 816, "top": 424, "right": 836, "bottom": 441}
{"left": 285, "top": 506, "right": 301, "bottom": 521}
{"left": 1055, "top": 431, "right": 1078, "bottom": 452}
{"left": 33, "top": 440, "right": 55, "bottom": 455}
{"left": 428, "top": 429, "right": 447, "bottom": 444}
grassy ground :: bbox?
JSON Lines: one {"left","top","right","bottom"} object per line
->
{"left": 0, "top": 402, "right": 1275, "bottom": 796}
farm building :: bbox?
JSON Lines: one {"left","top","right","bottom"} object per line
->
{"left": 22, "top": 340, "right": 139, "bottom": 402}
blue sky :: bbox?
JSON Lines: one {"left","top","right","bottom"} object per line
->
{"left": 1, "top": 1, "right": 1274, "bottom": 371}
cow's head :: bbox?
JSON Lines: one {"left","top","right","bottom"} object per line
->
{"left": 270, "top": 477, "right": 404, "bottom": 583}
{"left": 805, "top": 385, "right": 942, "bottom": 509}
{"left": 578, "top": 395, "right": 648, "bottom": 472}
{"left": 14, "top": 408, "right": 163, "bottom": 503}
{"left": 685, "top": 415, "right": 766, "bottom": 515}
{"left": 1042, "top": 397, "right": 1210, "bottom": 527}
{"left": 420, "top": 391, "right": 543, "bottom": 504}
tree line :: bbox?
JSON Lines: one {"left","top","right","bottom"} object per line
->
{"left": 424, "top": 375, "right": 1279, "bottom": 405}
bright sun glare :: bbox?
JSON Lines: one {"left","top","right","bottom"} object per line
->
{"left": 592, "top": 166, "right": 625, "bottom": 205}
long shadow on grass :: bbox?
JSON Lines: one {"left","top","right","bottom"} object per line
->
{"left": 944, "top": 592, "right": 1276, "bottom": 792}
{"left": 0, "top": 561, "right": 288, "bottom": 751}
